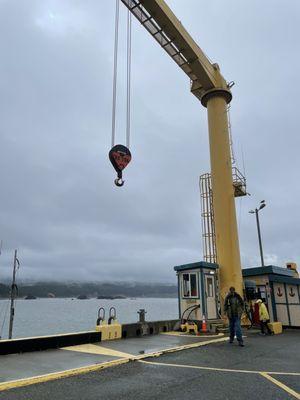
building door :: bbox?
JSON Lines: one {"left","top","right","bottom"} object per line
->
{"left": 205, "top": 275, "right": 217, "bottom": 319}
{"left": 273, "top": 283, "right": 289, "bottom": 325}
{"left": 286, "top": 284, "right": 300, "bottom": 327}
{"left": 272, "top": 282, "right": 300, "bottom": 327}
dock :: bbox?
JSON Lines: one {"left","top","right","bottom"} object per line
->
{"left": 0, "top": 329, "right": 299, "bottom": 399}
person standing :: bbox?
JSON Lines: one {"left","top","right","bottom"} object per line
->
{"left": 224, "top": 286, "right": 245, "bottom": 347}
{"left": 256, "top": 299, "right": 272, "bottom": 335}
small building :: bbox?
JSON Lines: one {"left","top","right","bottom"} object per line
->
{"left": 174, "top": 261, "right": 219, "bottom": 322}
{"left": 242, "top": 265, "right": 300, "bottom": 327}
{"left": 174, "top": 261, "right": 300, "bottom": 328}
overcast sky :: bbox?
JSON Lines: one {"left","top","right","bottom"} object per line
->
{"left": 0, "top": 0, "right": 300, "bottom": 283}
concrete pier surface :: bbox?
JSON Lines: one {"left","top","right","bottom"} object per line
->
{"left": 0, "top": 330, "right": 299, "bottom": 399}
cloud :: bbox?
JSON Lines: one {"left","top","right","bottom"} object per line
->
{"left": 0, "top": 0, "right": 299, "bottom": 283}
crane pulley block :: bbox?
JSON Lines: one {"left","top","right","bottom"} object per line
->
{"left": 109, "top": 144, "right": 132, "bottom": 187}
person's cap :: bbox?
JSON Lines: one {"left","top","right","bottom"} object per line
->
{"left": 256, "top": 299, "right": 262, "bottom": 303}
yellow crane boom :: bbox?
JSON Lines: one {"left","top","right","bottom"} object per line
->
{"left": 121, "top": 0, "right": 244, "bottom": 306}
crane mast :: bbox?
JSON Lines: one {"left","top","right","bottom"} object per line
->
{"left": 121, "top": 0, "right": 244, "bottom": 306}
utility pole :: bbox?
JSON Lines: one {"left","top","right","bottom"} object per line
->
{"left": 8, "top": 249, "right": 19, "bottom": 339}
{"left": 249, "top": 201, "right": 266, "bottom": 267}
{"left": 255, "top": 209, "right": 264, "bottom": 267}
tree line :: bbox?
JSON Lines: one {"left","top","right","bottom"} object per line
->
{"left": 0, "top": 282, "right": 177, "bottom": 299}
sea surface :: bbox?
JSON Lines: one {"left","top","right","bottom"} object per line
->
{"left": 0, "top": 297, "right": 178, "bottom": 339}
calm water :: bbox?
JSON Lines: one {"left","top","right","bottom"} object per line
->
{"left": 0, "top": 298, "right": 178, "bottom": 339}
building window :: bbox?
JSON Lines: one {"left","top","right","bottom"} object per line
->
{"left": 206, "top": 277, "right": 214, "bottom": 297}
{"left": 182, "top": 273, "right": 198, "bottom": 298}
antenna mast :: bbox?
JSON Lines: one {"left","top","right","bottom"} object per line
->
{"left": 8, "top": 250, "right": 19, "bottom": 339}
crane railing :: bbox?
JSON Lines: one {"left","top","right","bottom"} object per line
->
{"left": 120, "top": 0, "right": 226, "bottom": 101}
{"left": 200, "top": 167, "right": 246, "bottom": 263}
{"left": 121, "top": 0, "right": 197, "bottom": 82}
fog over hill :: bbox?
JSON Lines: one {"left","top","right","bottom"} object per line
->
{"left": 0, "top": 281, "right": 177, "bottom": 299}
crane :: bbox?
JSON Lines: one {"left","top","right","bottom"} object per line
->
{"left": 120, "top": 0, "right": 244, "bottom": 307}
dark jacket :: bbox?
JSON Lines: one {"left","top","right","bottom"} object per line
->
{"left": 224, "top": 292, "right": 244, "bottom": 319}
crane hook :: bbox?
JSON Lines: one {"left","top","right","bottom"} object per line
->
{"left": 114, "top": 172, "right": 124, "bottom": 187}
{"left": 109, "top": 144, "right": 131, "bottom": 187}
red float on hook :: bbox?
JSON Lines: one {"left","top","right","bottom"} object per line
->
{"left": 109, "top": 144, "right": 131, "bottom": 187}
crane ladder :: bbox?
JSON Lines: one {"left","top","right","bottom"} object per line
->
{"left": 200, "top": 168, "right": 246, "bottom": 263}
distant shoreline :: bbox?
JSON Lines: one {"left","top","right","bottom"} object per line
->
{"left": 0, "top": 282, "right": 177, "bottom": 299}
{"left": 0, "top": 295, "right": 177, "bottom": 300}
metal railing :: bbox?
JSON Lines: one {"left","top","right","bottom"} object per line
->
{"left": 232, "top": 166, "right": 247, "bottom": 197}
{"left": 199, "top": 173, "right": 217, "bottom": 264}
{"left": 200, "top": 167, "right": 247, "bottom": 263}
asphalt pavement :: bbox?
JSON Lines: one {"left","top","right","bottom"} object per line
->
{"left": 0, "top": 330, "right": 299, "bottom": 400}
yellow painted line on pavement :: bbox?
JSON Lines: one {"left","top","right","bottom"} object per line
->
{"left": 139, "top": 360, "right": 300, "bottom": 377}
{"left": 132, "top": 336, "right": 230, "bottom": 360}
{"left": 260, "top": 372, "right": 300, "bottom": 400}
{"left": 267, "top": 371, "right": 300, "bottom": 377}
{"left": 161, "top": 332, "right": 224, "bottom": 338}
{"left": 63, "top": 336, "right": 230, "bottom": 363}
{"left": 0, "top": 335, "right": 229, "bottom": 392}
{"left": 139, "top": 360, "right": 300, "bottom": 398}
{"left": 62, "top": 343, "right": 133, "bottom": 358}
{"left": 139, "top": 359, "right": 260, "bottom": 374}
{"left": 2, "top": 336, "right": 298, "bottom": 398}
{"left": 0, "top": 358, "right": 130, "bottom": 393}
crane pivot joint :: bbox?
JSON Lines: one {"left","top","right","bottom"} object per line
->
{"left": 200, "top": 88, "right": 232, "bottom": 108}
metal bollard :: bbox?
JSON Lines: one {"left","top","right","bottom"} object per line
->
{"left": 96, "top": 307, "right": 105, "bottom": 326}
{"left": 137, "top": 309, "right": 147, "bottom": 323}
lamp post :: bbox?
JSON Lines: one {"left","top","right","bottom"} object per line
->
{"left": 249, "top": 200, "right": 266, "bottom": 267}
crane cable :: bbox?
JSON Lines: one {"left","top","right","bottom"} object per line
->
{"left": 109, "top": 1, "right": 132, "bottom": 187}
{"left": 111, "top": 0, "right": 120, "bottom": 149}
{"left": 126, "top": 9, "right": 132, "bottom": 149}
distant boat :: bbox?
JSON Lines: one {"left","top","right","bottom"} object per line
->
{"left": 77, "top": 295, "right": 88, "bottom": 300}
{"left": 24, "top": 294, "right": 37, "bottom": 300}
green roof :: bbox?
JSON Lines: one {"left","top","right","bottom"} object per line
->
{"left": 269, "top": 275, "right": 300, "bottom": 285}
{"left": 242, "top": 265, "right": 294, "bottom": 278}
{"left": 174, "top": 261, "right": 218, "bottom": 272}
